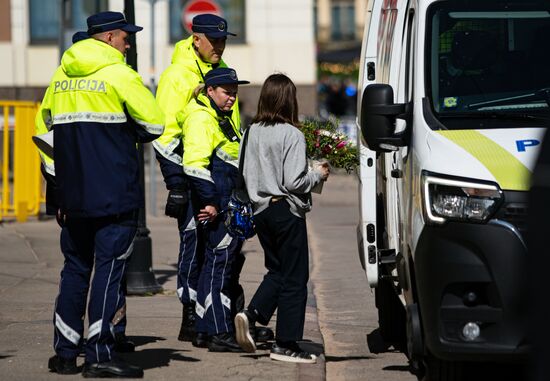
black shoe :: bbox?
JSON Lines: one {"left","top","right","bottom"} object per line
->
{"left": 114, "top": 332, "right": 135, "bottom": 353}
{"left": 270, "top": 343, "right": 317, "bottom": 364}
{"left": 48, "top": 355, "right": 78, "bottom": 375}
{"left": 254, "top": 326, "right": 274, "bottom": 342}
{"left": 208, "top": 332, "right": 244, "bottom": 353}
{"left": 82, "top": 359, "right": 143, "bottom": 378}
{"left": 178, "top": 303, "right": 196, "bottom": 342}
{"left": 192, "top": 332, "right": 209, "bottom": 348}
{"left": 235, "top": 311, "right": 256, "bottom": 353}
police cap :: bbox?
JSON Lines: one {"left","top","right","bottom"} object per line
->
{"left": 87, "top": 11, "right": 143, "bottom": 35}
{"left": 204, "top": 68, "right": 250, "bottom": 87}
{"left": 192, "top": 14, "right": 236, "bottom": 38}
{"left": 72, "top": 31, "right": 90, "bottom": 43}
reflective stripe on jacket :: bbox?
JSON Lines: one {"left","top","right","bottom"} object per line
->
{"left": 180, "top": 93, "right": 240, "bottom": 210}
{"left": 35, "top": 38, "right": 164, "bottom": 217}
{"left": 153, "top": 36, "right": 240, "bottom": 190}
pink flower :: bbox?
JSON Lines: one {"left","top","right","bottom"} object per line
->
{"left": 336, "top": 141, "right": 347, "bottom": 149}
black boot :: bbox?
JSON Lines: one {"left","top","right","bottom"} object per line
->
{"left": 254, "top": 326, "right": 275, "bottom": 342}
{"left": 178, "top": 302, "right": 196, "bottom": 342}
{"left": 114, "top": 332, "right": 135, "bottom": 353}
{"left": 48, "top": 355, "right": 79, "bottom": 375}
{"left": 82, "top": 358, "right": 143, "bottom": 378}
{"left": 192, "top": 332, "right": 209, "bottom": 348}
{"left": 208, "top": 332, "right": 244, "bottom": 352}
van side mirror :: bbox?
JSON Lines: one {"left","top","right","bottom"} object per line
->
{"left": 360, "top": 84, "right": 410, "bottom": 151}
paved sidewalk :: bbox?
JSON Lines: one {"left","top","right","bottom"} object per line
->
{"left": 0, "top": 196, "right": 325, "bottom": 380}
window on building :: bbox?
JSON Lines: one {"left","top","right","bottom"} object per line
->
{"left": 313, "top": 3, "right": 318, "bottom": 40}
{"left": 331, "top": 2, "right": 355, "bottom": 40}
{"left": 169, "top": 0, "right": 246, "bottom": 44}
{"left": 29, "top": 0, "right": 108, "bottom": 45}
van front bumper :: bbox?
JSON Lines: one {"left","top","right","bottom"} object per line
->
{"left": 414, "top": 220, "right": 529, "bottom": 362}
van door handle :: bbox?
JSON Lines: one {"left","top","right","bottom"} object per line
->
{"left": 391, "top": 169, "right": 402, "bottom": 178}
{"left": 367, "top": 62, "right": 375, "bottom": 81}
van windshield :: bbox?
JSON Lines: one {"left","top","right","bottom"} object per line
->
{"left": 427, "top": 0, "right": 550, "bottom": 129}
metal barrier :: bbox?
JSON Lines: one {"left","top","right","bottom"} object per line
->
{"left": 0, "top": 101, "right": 42, "bottom": 222}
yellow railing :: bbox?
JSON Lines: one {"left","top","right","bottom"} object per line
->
{"left": 0, "top": 101, "right": 42, "bottom": 222}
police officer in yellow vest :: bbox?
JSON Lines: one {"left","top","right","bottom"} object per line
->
{"left": 35, "top": 11, "right": 164, "bottom": 378}
{"left": 179, "top": 67, "right": 248, "bottom": 352}
{"left": 36, "top": 26, "right": 138, "bottom": 358}
{"left": 153, "top": 14, "right": 256, "bottom": 345}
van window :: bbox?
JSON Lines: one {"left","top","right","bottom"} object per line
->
{"left": 426, "top": 0, "right": 550, "bottom": 129}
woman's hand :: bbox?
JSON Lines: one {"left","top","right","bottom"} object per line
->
{"left": 318, "top": 161, "right": 331, "bottom": 181}
{"left": 198, "top": 205, "right": 218, "bottom": 223}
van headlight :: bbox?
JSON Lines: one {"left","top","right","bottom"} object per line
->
{"left": 422, "top": 173, "right": 503, "bottom": 224}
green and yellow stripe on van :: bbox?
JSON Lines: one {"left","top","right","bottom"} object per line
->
{"left": 437, "top": 130, "right": 531, "bottom": 191}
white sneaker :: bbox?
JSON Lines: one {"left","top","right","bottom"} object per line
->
{"left": 234, "top": 311, "right": 256, "bottom": 353}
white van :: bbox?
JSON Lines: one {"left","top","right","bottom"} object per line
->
{"left": 356, "top": 0, "right": 549, "bottom": 378}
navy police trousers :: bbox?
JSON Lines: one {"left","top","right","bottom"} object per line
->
{"left": 176, "top": 196, "right": 204, "bottom": 305}
{"left": 195, "top": 219, "right": 242, "bottom": 336}
{"left": 53, "top": 212, "right": 137, "bottom": 363}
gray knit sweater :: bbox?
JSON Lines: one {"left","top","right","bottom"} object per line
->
{"left": 241, "top": 122, "right": 323, "bottom": 218}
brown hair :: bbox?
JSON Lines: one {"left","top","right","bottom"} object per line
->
{"left": 252, "top": 74, "right": 300, "bottom": 127}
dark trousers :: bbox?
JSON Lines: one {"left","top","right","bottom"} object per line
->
{"left": 176, "top": 195, "right": 204, "bottom": 305}
{"left": 112, "top": 272, "right": 127, "bottom": 335}
{"left": 195, "top": 219, "right": 243, "bottom": 335}
{"left": 54, "top": 212, "right": 137, "bottom": 363}
{"left": 249, "top": 200, "right": 309, "bottom": 342}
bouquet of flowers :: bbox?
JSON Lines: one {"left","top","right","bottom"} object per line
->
{"left": 300, "top": 119, "right": 359, "bottom": 173}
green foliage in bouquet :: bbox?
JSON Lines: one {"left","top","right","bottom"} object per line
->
{"left": 300, "top": 119, "right": 359, "bottom": 173}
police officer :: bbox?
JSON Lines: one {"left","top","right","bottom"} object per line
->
{"left": 179, "top": 67, "right": 248, "bottom": 352}
{"left": 154, "top": 14, "right": 273, "bottom": 346}
{"left": 65, "top": 26, "right": 137, "bottom": 355}
{"left": 37, "top": 19, "right": 137, "bottom": 358}
{"left": 35, "top": 11, "right": 164, "bottom": 378}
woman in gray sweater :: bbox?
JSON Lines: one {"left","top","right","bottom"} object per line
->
{"left": 234, "top": 74, "right": 330, "bottom": 363}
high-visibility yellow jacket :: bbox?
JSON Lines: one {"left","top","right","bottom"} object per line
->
{"left": 179, "top": 92, "right": 240, "bottom": 210}
{"left": 154, "top": 35, "right": 240, "bottom": 190}
{"left": 35, "top": 38, "right": 164, "bottom": 217}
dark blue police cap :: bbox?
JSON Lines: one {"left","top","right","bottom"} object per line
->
{"left": 192, "top": 14, "right": 236, "bottom": 38}
{"left": 87, "top": 11, "right": 143, "bottom": 35}
{"left": 72, "top": 31, "right": 90, "bottom": 43}
{"left": 204, "top": 68, "right": 249, "bottom": 87}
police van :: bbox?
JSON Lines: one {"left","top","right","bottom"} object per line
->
{"left": 356, "top": 0, "right": 549, "bottom": 378}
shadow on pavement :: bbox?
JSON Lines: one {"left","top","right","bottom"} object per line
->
{"left": 383, "top": 364, "right": 412, "bottom": 372}
{"left": 325, "top": 355, "right": 374, "bottom": 362}
{"left": 153, "top": 268, "right": 178, "bottom": 286}
{"left": 121, "top": 348, "right": 200, "bottom": 370}
{"left": 130, "top": 335, "right": 166, "bottom": 347}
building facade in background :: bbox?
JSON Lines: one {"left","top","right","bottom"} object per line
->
{"left": 314, "top": 0, "right": 367, "bottom": 119}
{"left": 315, "top": 0, "right": 366, "bottom": 45}
{"left": 0, "top": 0, "right": 317, "bottom": 118}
